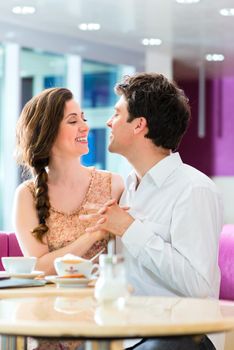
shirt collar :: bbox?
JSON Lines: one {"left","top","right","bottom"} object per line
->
{"left": 126, "top": 170, "right": 138, "bottom": 191}
{"left": 126, "top": 152, "right": 183, "bottom": 190}
{"left": 147, "top": 152, "right": 183, "bottom": 187}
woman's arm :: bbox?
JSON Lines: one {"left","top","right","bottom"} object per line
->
{"left": 111, "top": 173, "right": 125, "bottom": 202}
{"left": 13, "top": 183, "right": 107, "bottom": 275}
{"left": 110, "top": 173, "right": 125, "bottom": 253}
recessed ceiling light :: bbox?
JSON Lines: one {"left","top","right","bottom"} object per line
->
{"left": 142, "top": 38, "right": 162, "bottom": 46}
{"left": 78, "top": 23, "right": 101, "bottom": 31}
{"left": 205, "top": 54, "right": 224, "bottom": 62}
{"left": 176, "top": 0, "right": 200, "bottom": 3}
{"left": 219, "top": 8, "right": 234, "bottom": 16}
{"left": 12, "top": 6, "right": 36, "bottom": 15}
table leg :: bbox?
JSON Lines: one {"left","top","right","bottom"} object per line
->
{"left": 0, "top": 336, "right": 26, "bottom": 350}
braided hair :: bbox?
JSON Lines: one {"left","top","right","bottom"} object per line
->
{"left": 15, "top": 87, "right": 73, "bottom": 242}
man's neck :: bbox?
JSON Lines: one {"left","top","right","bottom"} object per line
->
{"left": 128, "top": 146, "right": 171, "bottom": 181}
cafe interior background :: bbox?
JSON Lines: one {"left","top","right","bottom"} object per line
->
{"left": 0, "top": 0, "right": 233, "bottom": 231}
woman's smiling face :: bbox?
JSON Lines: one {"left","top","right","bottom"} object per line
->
{"left": 51, "top": 99, "right": 89, "bottom": 158}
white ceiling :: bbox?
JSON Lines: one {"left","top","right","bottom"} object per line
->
{"left": 0, "top": 0, "right": 233, "bottom": 79}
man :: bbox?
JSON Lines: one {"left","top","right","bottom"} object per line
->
{"left": 80, "top": 73, "right": 223, "bottom": 350}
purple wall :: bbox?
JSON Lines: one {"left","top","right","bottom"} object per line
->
{"left": 212, "top": 78, "right": 234, "bottom": 176}
{"left": 177, "top": 77, "right": 234, "bottom": 176}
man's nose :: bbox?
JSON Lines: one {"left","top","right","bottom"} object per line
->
{"left": 106, "top": 116, "right": 113, "bottom": 127}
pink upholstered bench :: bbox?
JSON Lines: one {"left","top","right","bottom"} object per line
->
{"left": 218, "top": 224, "right": 234, "bottom": 300}
{"left": 0, "top": 232, "right": 23, "bottom": 271}
{"left": 0, "top": 232, "right": 9, "bottom": 270}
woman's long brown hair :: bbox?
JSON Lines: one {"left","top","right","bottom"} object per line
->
{"left": 15, "top": 87, "right": 73, "bottom": 242}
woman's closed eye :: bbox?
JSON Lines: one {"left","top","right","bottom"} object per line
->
{"left": 68, "top": 118, "right": 87, "bottom": 124}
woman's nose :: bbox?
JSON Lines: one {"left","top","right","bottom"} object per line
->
{"left": 79, "top": 121, "right": 89, "bottom": 132}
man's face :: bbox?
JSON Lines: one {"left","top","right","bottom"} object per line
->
{"left": 106, "top": 95, "right": 135, "bottom": 156}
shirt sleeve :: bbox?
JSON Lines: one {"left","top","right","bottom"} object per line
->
{"left": 121, "top": 186, "right": 223, "bottom": 298}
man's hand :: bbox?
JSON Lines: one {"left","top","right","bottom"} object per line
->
{"left": 79, "top": 199, "right": 134, "bottom": 237}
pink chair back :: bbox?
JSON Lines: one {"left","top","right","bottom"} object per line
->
{"left": 0, "top": 232, "right": 23, "bottom": 271}
{"left": 219, "top": 225, "right": 234, "bottom": 300}
{"left": 0, "top": 233, "right": 9, "bottom": 270}
{"left": 8, "top": 232, "right": 23, "bottom": 257}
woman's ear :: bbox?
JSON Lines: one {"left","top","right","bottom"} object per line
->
{"left": 133, "top": 117, "right": 148, "bottom": 134}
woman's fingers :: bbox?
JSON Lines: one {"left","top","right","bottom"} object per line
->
{"left": 105, "top": 198, "right": 116, "bottom": 206}
{"left": 86, "top": 225, "right": 101, "bottom": 233}
{"left": 79, "top": 213, "right": 100, "bottom": 221}
{"left": 97, "top": 217, "right": 106, "bottom": 224}
{"left": 121, "top": 206, "right": 130, "bottom": 211}
{"left": 98, "top": 206, "right": 108, "bottom": 214}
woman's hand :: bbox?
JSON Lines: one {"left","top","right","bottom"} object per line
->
{"left": 92, "top": 229, "right": 110, "bottom": 241}
{"left": 80, "top": 199, "right": 133, "bottom": 237}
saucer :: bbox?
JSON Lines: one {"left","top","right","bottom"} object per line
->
{"left": 0, "top": 271, "right": 44, "bottom": 279}
{"left": 45, "top": 275, "right": 92, "bottom": 288}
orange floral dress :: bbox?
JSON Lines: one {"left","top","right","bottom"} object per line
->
{"left": 25, "top": 168, "right": 112, "bottom": 350}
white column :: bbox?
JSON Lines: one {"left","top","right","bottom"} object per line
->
{"left": 2, "top": 43, "right": 21, "bottom": 230}
{"left": 66, "top": 54, "right": 82, "bottom": 104}
{"left": 145, "top": 50, "right": 173, "bottom": 80}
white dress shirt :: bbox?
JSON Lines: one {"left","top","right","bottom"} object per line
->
{"left": 120, "top": 152, "right": 223, "bottom": 299}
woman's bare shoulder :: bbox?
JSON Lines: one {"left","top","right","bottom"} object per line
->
{"left": 92, "top": 168, "right": 124, "bottom": 200}
{"left": 110, "top": 172, "right": 125, "bottom": 201}
{"left": 15, "top": 180, "right": 34, "bottom": 201}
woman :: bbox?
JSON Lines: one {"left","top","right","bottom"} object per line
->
{"left": 13, "top": 87, "right": 124, "bottom": 350}
{"left": 13, "top": 87, "right": 124, "bottom": 276}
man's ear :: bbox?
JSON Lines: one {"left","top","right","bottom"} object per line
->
{"left": 133, "top": 117, "right": 148, "bottom": 134}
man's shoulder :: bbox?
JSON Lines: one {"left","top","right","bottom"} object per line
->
{"left": 176, "top": 163, "right": 219, "bottom": 193}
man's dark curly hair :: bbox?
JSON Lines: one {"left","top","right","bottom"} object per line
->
{"left": 115, "top": 72, "right": 191, "bottom": 151}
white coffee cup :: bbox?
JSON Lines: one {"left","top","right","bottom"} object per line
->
{"left": 2, "top": 257, "right": 37, "bottom": 274}
{"left": 54, "top": 255, "right": 99, "bottom": 278}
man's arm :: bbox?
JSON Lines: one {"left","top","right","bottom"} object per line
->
{"left": 80, "top": 187, "right": 223, "bottom": 298}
